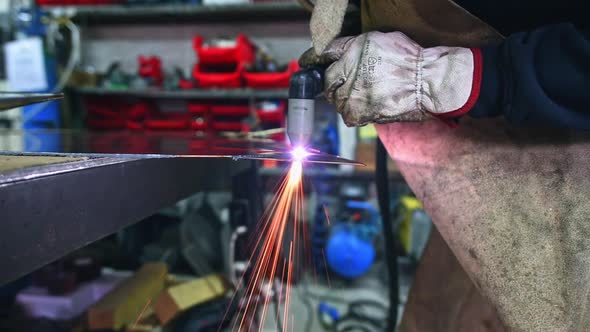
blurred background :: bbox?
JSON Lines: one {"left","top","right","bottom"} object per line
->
{"left": 0, "top": 1, "right": 433, "bottom": 331}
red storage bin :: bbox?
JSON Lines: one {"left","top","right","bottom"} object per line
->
{"left": 187, "top": 102, "right": 210, "bottom": 115}
{"left": 37, "top": 0, "right": 58, "bottom": 5}
{"left": 179, "top": 79, "right": 194, "bottom": 90}
{"left": 271, "top": 133, "right": 286, "bottom": 141}
{"left": 193, "top": 62, "right": 243, "bottom": 88}
{"left": 85, "top": 98, "right": 129, "bottom": 130}
{"left": 190, "top": 120, "right": 209, "bottom": 131}
{"left": 188, "top": 102, "right": 210, "bottom": 131}
{"left": 256, "top": 101, "right": 286, "bottom": 124}
{"left": 87, "top": 107, "right": 122, "bottom": 120}
{"left": 144, "top": 119, "right": 189, "bottom": 130}
{"left": 128, "top": 103, "right": 149, "bottom": 121}
{"left": 212, "top": 121, "right": 249, "bottom": 132}
{"left": 126, "top": 120, "right": 144, "bottom": 131}
{"left": 243, "top": 60, "right": 299, "bottom": 88}
{"left": 138, "top": 56, "right": 164, "bottom": 87}
{"left": 211, "top": 104, "right": 250, "bottom": 117}
{"left": 144, "top": 113, "right": 191, "bottom": 130}
{"left": 87, "top": 118, "right": 126, "bottom": 130}
{"left": 189, "top": 138, "right": 210, "bottom": 152}
{"left": 193, "top": 34, "right": 255, "bottom": 65}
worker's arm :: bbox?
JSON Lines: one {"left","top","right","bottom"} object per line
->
{"left": 468, "top": 24, "right": 590, "bottom": 129}
{"left": 305, "top": 24, "right": 589, "bottom": 129}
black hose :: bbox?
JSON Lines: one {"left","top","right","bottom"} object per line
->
{"left": 375, "top": 139, "right": 399, "bottom": 331}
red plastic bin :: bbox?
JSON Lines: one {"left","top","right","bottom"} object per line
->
{"left": 126, "top": 120, "right": 144, "bottom": 131}
{"left": 145, "top": 120, "right": 189, "bottom": 130}
{"left": 211, "top": 104, "right": 250, "bottom": 117}
{"left": 243, "top": 60, "right": 299, "bottom": 88}
{"left": 193, "top": 34, "right": 255, "bottom": 65}
{"left": 138, "top": 56, "right": 164, "bottom": 87}
{"left": 190, "top": 120, "right": 209, "bottom": 131}
{"left": 187, "top": 102, "right": 210, "bottom": 115}
{"left": 89, "top": 132, "right": 150, "bottom": 154}
{"left": 256, "top": 101, "right": 286, "bottom": 124}
{"left": 144, "top": 111, "right": 191, "bottom": 130}
{"left": 179, "top": 79, "right": 194, "bottom": 90}
{"left": 128, "top": 103, "right": 149, "bottom": 121}
{"left": 87, "top": 107, "right": 122, "bottom": 120}
{"left": 85, "top": 99, "right": 129, "bottom": 130}
{"left": 193, "top": 62, "right": 243, "bottom": 89}
{"left": 87, "top": 118, "right": 126, "bottom": 130}
{"left": 212, "top": 122, "right": 249, "bottom": 132}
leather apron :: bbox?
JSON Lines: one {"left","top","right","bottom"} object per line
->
{"left": 361, "top": 0, "right": 590, "bottom": 331}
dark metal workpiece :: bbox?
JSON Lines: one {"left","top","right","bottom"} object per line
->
{"left": 0, "top": 92, "right": 63, "bottom": 111}
{"left": 0, "top": 129, "right": 363, "bottom": 165}
{"left": 0, "top": 154, "right": 250, "bottom": 285}
{"left": 0, "top": 129, "right": 362, "bottom": 284}
{"left": 231, "top": 151, "right": 364, "bottom": 166}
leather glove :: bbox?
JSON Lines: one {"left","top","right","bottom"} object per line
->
{"left": 300, "top": 31, "right": 482, "bottom": 127}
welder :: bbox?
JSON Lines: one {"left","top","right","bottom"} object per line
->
{"left": 298, "top": 0, "right": 589, "bottom": 331}
{"left": 300, "top": 8, "right": 589, "bottom": 130}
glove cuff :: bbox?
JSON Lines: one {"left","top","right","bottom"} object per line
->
{"left": 435, "top": 48, "right": 483, "bottom": 120}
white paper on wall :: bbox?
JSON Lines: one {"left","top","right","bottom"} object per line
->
{"left": 4, "top": 37, "right": 48, "bottom": 92}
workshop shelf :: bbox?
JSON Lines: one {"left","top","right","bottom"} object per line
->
{"left": 71, "top": 87, "right": 289, "bottom": 100}
{"left": 54, "top": 2, "right": 309, "bottom": 25}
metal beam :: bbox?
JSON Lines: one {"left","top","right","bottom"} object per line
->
{"left": 0, "top": 155, "right": 249, "bottom": 285}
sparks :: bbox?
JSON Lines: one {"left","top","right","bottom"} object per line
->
{"left": 226, "top": 160, "right": 306, "bottom": 332}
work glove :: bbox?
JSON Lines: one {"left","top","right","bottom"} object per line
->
{"left": 300, "top": 31, "right": 482, "bottom": 127}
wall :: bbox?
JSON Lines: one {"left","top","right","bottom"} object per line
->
{"left": 79, "top": 21, "right": 312, "bottom": 74}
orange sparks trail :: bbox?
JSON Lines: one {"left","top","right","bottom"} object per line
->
{"left": 228, "top": 160, "right": 306, "bottom": 332}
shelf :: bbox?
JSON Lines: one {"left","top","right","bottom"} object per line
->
{"left": 71, "top": 87, "right": 289, "bottom": 99}
{"left": 56, "top": 2, "right": 309, "bottom": 24}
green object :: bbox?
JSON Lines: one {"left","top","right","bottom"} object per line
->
{"left": 105, "top": 83, "right": 129, "bottom": 90}
{"left": 359, "top": 124, "right": 378, "bottom": 140}
{"left": 398, "top": 195, "right": 423, "bottom": 255}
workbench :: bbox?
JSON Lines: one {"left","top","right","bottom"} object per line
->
{"left": 0, "top": 129, "right": 255, "bottom": 285}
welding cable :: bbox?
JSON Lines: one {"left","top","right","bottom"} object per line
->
{"left": 339, "top": 326, "right": 373, "bottom": 332}
{"left": 348, "top": 300, "right": 387, "bottom": 328}
{"left": 376, "top": 139, "right": 399, "bottom": 330}
{"left": 334, "top": 300, "right": 387, "bottom": 332}
{"left": 335, "top": 317, "right": 376, "bottom": 332}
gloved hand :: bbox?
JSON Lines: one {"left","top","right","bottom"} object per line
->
{"left": 300, "top": 31, "right": 482, "bottom": 127}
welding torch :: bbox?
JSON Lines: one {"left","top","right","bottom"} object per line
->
{"left": 287, "top": 66, "right": 325, "bottom": 149}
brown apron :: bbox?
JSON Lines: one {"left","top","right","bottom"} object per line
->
{"left": 360, "top": 1, "right": 590, "bottom": 331}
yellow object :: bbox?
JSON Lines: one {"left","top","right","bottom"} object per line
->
{"left": 359, "top": 124, "right": 378, "bottom": 140}
{"left": 154, "top": 274, "right": 230, "bottom": 325}
{"left": 398, "top": 195, "right": 423, "bottom": 255}
{"left": 87, "top": 263, "right": 168, "bottom": 330}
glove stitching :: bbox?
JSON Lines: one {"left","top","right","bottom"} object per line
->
{"left": 415, "top": 48, "right": 425, "bottom": 113}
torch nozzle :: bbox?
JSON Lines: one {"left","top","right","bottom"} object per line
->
{"left": 287, "top": 67, "right": 324, "bottom": 148}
